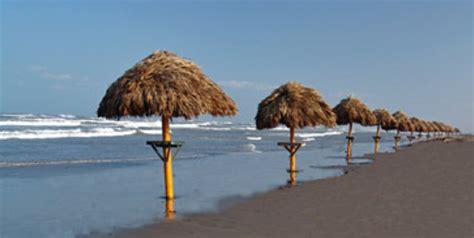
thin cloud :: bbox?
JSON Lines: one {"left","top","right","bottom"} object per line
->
{"left": 29, "top": 65, "right": 95, "bottom": 91}
{"left": 30, "top": 65, "right": 72, "bottom": 81}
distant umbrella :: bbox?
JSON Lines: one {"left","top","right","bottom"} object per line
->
{"left": 454, "top": 128, "right": 461, "bottom": 136}
{"left": 417, "top": 120, "right": 431, "bottom": 140}
{"left": 431, "top": 121, "right": 444, "bottom": 137}
{"left": 392, "top": 111, "right": 414, "bottom": 149}
{"left": 425, "top": 121, "right": 437, "bottom": 139}
{"left": 97, "top": 50, "right": 237, "bottom": 211}
{"left": 373, "top": 109, "right": 397, "bottom": 154}
{"left": 256, "top": 82, "right": 336, "bottom": 130}
{"left": 256, "top": 81, "right": 336, "bottom": 184}
{"left": 409, "top": 117, "right": 425, "bottom": 143}
{"left": 333, "top": 96, "right": 377, "bottom": 162}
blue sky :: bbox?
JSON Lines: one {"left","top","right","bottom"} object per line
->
{"left": 1, "top": 1, "right": 472, "bottom": 131}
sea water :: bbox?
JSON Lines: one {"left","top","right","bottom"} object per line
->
{"left": 0, "top": 114, "right": 409, "bottom": 238}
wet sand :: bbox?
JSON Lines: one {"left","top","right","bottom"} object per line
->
{"left": 96, "top": 138, "right": 473, "bottom": 238}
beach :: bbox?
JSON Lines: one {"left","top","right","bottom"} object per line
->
{"left": 99, "top": 137, "right": 473, "bottom": 238}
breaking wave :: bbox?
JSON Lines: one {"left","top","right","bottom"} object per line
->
{"left": 241, "top": 143, "right": 261, "bottom": 153}
{"left": 0, "top": 158, "right": 156, "bottom": 168}
{"left": 0, "top": 128, "right": 136, "bottom": 140}
{"left": 296, "top": 131, "right": 343, "bottom": 138}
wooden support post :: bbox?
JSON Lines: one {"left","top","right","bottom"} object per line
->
{"left": 374, "top": 125, "right": 381, "bottom": 154}
{"left": 394, "top": 129, "right": 401, "bottom": 150}
{"left": 288, "top": 170, "right": 297, "bottom": 186}
{"left": 289, "top": 127, "right": 296, "bottom": 173}
{"left": 346, "top": 123, "right": 353, "bottom": 163}
{"left": 165, "top": 199, "right": 175, "bottom": 220}
{"left": 408, "top": 131, "right": 414, "bottom": 144}
{"left": 162, "top": 116, "right": 174, "bottom": 201}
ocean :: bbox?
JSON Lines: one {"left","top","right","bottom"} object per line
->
{"left": 0, "top": 113, "right": 406, "bottom": 238}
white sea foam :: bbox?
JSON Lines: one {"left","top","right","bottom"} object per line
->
{"left": 1, "top": 113, "right": 36, "bottom": 118}
{"left": 138, "top": 129, "right": 163, "bottom": 135}
{"left": 296, "top": 131, "right": 343, "bottom": 138}
{"left": 271, "top": 126, "right": 290, "bottom": 131}
{"left": 246, "top": 136, "right": 262, "bottom": 141}
{"left": 0, "top": 128, "right": 136, "bottom": 140}
{"left": 0, "top": 158, "right": 156, "bottom": 168}
{"left": 197, "top": 127, "right": 232, "bottom": 131}
{"left": 0, "top": 119, "right": 82, "bottom": 127}
{"left": 58, "top": 114, "right": 76, "bottom": 119}
{"left": 241, "top": 143, "right": 261, "bottom": 153}
{"left": 302, "top": 138, "right": 315, "bottom": 142}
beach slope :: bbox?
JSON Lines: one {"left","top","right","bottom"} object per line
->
{"left": 100, "top": 139, "right": 473, "bottom": 238}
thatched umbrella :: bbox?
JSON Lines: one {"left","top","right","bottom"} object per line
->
{"left": 454, "top": 128, "right": 461, "bottom": 136}
{"left": 256, "top": 81, "right": 336, "bottom": 184}
{"left": 97, "top": 50, "right": 238, "bottom": 210}
{"left": 409, "top": 117, "right": 425, "bottom": 144}
{"left": 392, "top": 111, "right": 414, "bottom": 149}
{"left": 425, "top": 121, "right": 436, "bottom": 139}
{"left": 431, "top": 121, "right": 444, "bottom": 138}
{"left": 373, "top": 109, "right": 397, "bottom": 154}
{"left": 417, "top": 120, "right": 431, "bottom": 140}
{"left": 333, "top": 96, "right": 377, "bottom": 162}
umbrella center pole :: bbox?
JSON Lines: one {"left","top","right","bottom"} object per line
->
{"left": 162, "top": 117, "right": 174, "bottom": 202}
{"left": 373, "top": 125, "right": 381, "bottom": 155}
{"left": 278, "top": 127, "right": 304, "bottom": 186}
{"left": 289, "top": 127, "right": 296, "bottom": 173}
{"left": 165, "top": 199, "right": 175, "bottom": 220}
{"left": 407, "top": 132, "right": 415, "bottom": 144}
{"left": 346, "top": 123, "right": 354, "bottom": 163}
{"left": 394, "top": 129, "right": 401, "bottom": 150}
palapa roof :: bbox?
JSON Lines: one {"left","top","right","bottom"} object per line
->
{"left": 410, "top": 117, "right": 428, "bottom": 132}
{"left": 373, "top": 109, "right": 398, "bottom": 130}
{"left": 392, "top": 111, "right": 414, "bottom": 132}
{"left": 440, "top": 122, "right": 453, "bottom": 132}
{"left": 255, "top": 82, "right": 336, "bottom": 129}
{"left": 426, "top": 121, "right": 437, "bottom": 132}
{"left": 332, "top": 96, "right": 377, "bottom": 126}
{"left": 97, "top": 50, "right": 238, "bottom": 119}
{"left": 431, "top": 121, "right": 443, "bottom": 132}
{"left": 419, "top": 120, "right": 432, "bottom": 132}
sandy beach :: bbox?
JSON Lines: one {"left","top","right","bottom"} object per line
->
{"left": 93, "top": 137, "right": 473, "bottom": 238}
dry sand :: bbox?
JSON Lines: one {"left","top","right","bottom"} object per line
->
{"left": 95, "top": 138, "right": 473, "bottom": 238}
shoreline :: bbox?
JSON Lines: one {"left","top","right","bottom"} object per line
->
{"left": 88, "top": 137, "right": 473, "bottom": 238}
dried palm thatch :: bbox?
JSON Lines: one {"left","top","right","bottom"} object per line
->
{"left": 97, "top": 50, "right": 238, "bottom": 119}
{"left": 426, "top": 121, "right": 437, "bottom": 132}
{"left": 373, "top": 109, "right": 397, "bottom": 130}
{"left": 431, "top": 121, "right": 443, "bottom": 132}
{"left": 255, "top": 81, "right": 336, "bottom": 129}
{"left": 444, "top": 124, "right": 454, "bottom": 133}
{"left": 392, "top": 111, "right": 414, "bottom": 132}
{"left": 332, "top": 96, "right": 377, "bottom": 126}
{"left": 420, "top": 120, "right": 432, "bottom": 132}
{"left": 372, "top": 109, "right": 396, "bottom": 154}
{"left": 410, "top": 117, "right": 428, "bottom": 132}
